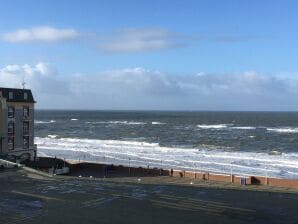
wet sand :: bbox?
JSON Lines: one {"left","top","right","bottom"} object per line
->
{"left": 1, "top": 168, "right": 298, "bottom": 224}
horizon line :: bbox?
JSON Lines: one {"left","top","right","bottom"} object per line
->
{"left": 34, "top": 109, "right": 298, "bottom": 113}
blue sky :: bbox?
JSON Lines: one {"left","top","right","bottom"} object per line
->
{"left": 1, "top": 0, "right": 298, "bottom": 110}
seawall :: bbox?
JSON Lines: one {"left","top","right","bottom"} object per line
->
{"left": 25, "top": 157, "right": 298, "bottom": 189}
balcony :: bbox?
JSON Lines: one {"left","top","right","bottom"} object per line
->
{"left": 8, "top": 134, "right": 15, "bottom": 138}
{"left": 23, "top": 121, "right": 29, "bottom": 136}
{"left": 8, "top": 130, "right": 14, "bottom": 136}
{"left": 23, "top": 126, "right": 29, "bottom": 136}
{"left": 7, "top": 117, "right": 15, "bottom": 123}
{"left": 23, "top": 115, "right": 30, "bottom": 121}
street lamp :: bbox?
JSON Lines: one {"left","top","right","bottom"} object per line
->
{"left": 129, "top": 157, "right": 131, "bottom": 175}
{"left": 230, "top": 162, "right": 234, "bottom": 183}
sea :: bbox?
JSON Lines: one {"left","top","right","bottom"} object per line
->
{"left": 35, "top": 110, "right": 298, "bottom": 179}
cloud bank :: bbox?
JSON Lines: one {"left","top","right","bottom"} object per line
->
{"left": 1, "top": 26, "right": 256, "bottom": 52}
{"left": 1, "top": 63, "right": 298, "bottom": 110}
{"left": 98, "top": 28, "right": 185, "bottom": 53}
{"left": 1, "top": 26, "right": 185, "bottom": 53}
{"left": 2, "top": 26, "right": 80, "bottom": 43}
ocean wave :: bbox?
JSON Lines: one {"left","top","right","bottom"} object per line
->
{"left": 71, "top": 118, "right": 79, "bottom": 121}
{"left": 151, "top": 122, "right": 166, "bottom": 125}
{"left": 197, "top": 124, "right": 256, "bottom": 130}
{"left": 35, "top": 120, "right": 56, "bottom": 124}
{"left": 35, "top": 137, "right": 298, "bottom": 179}
{"left": 231, "top": 126, "right": 256, "bottom": 130}
{"left": 121, "top": 137, "right": 147, "bottom": 141}
{"left": 197, "top": 124, "right": 230, "bottom": 129}
{"left": 267, "top": 127, "right": 298, "bottom": 133}
{"left": 86, "top": 121, "right": 146, "bottom": 125}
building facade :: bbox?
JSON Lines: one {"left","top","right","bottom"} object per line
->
{"left": 0, "top": 87, "right": 36, "bottom": 161}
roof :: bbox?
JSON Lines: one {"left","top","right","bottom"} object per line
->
{"left": 0, "top": 87, "right": 35, "bottom": 103}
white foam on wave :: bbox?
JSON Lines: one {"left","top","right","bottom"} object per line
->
{"left": 86, "top": 121, "right": 146, "bottom": 125}
{"left": 197, "top": 124, "right": 230, "bottom": 129}
{"left": 231, "top": 126, "right": 256, "bottom": 130}
{"left": 151, "top": 122, "right": 166, "bottom": 125}
{"left": 35, "top": 120, "right": 56, "bottom": 124}
{"left": 47, "top": 135, "right": 58, "bottom": 139}
{"left": 35, "top": 137, "right": 298, "bottom": 179}
{"left": 71, "top": 118, "right": 78, "bottom": 121}
{"left": 198, "top": 124, "right": 256, "bottom": 130}
{"left": 267, "top": 127, "right": 298, "bottom": 133}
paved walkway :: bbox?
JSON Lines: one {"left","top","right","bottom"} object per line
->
{"left": 1, "top": 168, "right": 298, "bottom": 224}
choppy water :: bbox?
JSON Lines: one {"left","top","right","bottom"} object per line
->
{"left": 35, "top": 111, "right": 298, "bottom": 179}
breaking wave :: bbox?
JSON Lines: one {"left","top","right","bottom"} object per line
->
{"left": 151, "top": 122, "right": 166, "bottom": 125}
{"left": 86, "top": 121, "right": 146, "bottom": 125}
{"left": 231, "top": 126, "right": 256, "bottom": 130}
{"left": 35, "top": 120, "right": 56, "bottom": 124}
{"left": 267, "top": 127, "right": 298, "bottom": 133}
{"left": 197, "top": 124, "right": 230, "bottom": 129}
{"left": 197, "top": 124, "right": 256, "bottom": 130}
{"left": 35, "top": 137, "right": 298, "bottom": 179}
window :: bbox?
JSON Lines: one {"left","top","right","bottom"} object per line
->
{"left": 23, "top": 106, "right": 29, "bottom": 118}
{"left": 8, "top": 122, "right": 14, "bottom": 134}
{"left": 24, "top": 92, "right": 28, "bottom": 100}
{"left": 8, "top": 106, "right": 14, "bottom": 118}
{"left": 8, "top": 91, "right": 13, "bottom": 100}
{"left": 23, "top": 137, "right": 29, "bottom": 149}
{"left": 23, "top": 122, "right": 29, "bottom": 135}
{"left": 8, "top": 137, "right": 14, "bottom": 150}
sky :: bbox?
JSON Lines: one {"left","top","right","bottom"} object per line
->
{"left": 0, "top": 0, "right": 298, "bottom": 110}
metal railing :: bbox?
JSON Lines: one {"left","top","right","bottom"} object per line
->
{"left": 0, "top": 158, "right": 21, "bottom": 168}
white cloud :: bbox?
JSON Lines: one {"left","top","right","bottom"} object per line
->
{"left": 1, "top": 63, "right": 298, "bottom": 110}
{"left": 0, "top": 62, "right": 68, "bottom": 95}
{"left": 2, "top": 26, "right": 80, "bottom": 43}
{"left": 98, "top": 28, "right": 185, "bottom": 53}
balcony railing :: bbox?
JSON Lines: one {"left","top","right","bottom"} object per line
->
{"left": 7, "top": 117, "right": 15, "bottom": 122}
{"left": 8, "top": 130, "right": 14, "bottom": 135}
{"left": 23, "top": 116, "right": 30, "bottom": 121}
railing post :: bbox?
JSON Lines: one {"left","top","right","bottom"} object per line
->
{"left": 265, "top": 165, "right": 268, "bottom": 185}
{"left": 128, "top": 157, "right": 131, "bottom": 176}
{"left": 230, "top": 164, "right": 233, "bottom": 183}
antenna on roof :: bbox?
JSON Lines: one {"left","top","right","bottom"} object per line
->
{"left": 22, "top": 79, "right": 26, "bottom": 89}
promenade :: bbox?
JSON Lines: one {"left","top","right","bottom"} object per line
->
{"left": 1, "top": 165, "right": 298, "bottom": 224}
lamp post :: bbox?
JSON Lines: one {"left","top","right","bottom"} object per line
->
{"left": 265, "top": 164, "right": 268, "bottom": 185}
{"left": 230, "top": 162, "right": 234, "bottom": 183}
{"left": 129, "top": 157, "right": 131, "bottom": 175}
